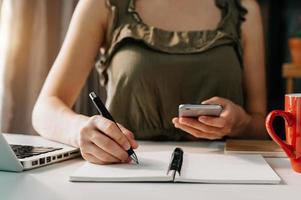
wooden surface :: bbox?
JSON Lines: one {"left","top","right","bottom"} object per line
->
{"left": 225, "top": 139, "right": 286, "bottom": 157}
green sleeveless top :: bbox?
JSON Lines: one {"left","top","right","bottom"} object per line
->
{"left": 95, "top": 0, "right": 247, "bottom": 141}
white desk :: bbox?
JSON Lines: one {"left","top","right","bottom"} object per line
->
{"left": 1, "top": 135, "right": 301, "bottom": 200}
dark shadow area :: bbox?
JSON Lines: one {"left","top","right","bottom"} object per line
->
{"left": 260, "top": 0, "right": 301, "bottom": 139}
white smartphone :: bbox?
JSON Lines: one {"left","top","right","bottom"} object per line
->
{"left": 178, "top": 104, "right": 223, "bottom": 118}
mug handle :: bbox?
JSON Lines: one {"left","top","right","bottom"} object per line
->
{"left": 266, "top": 110, "right": 296, "bottom": 159}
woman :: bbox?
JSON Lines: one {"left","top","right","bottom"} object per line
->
{"left": 32, "top": 0, "right": 267, "bottom": 165}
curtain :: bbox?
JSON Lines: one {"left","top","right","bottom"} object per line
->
{"left": 0, "top": 0, "right": 101, "bottom": 135}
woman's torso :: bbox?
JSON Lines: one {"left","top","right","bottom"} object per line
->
{"left": 96, "top": 0, "right": 247, "bottom": 141}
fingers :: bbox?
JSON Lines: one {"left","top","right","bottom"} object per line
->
{"left": 79, "top": 116, "right": 139, "bottom": 165}
{"left": 91, "top": 116, "right": 131, "bottom": 150}
{"left": 202, "top": 96, "right": 227, "bottom": 106}
{"left": 82, "top": 152, "right": 130, "bottom": 165}
{"left": 179, "top": 117, "right": 223, "bottom": 134}
{"left": 173, "top": 118, "right": 222, "bottom": 140}
{"left": 89, "top": 129, "right": 129, "bottom": 162}
{"left": 198, "top": 116, "right": 226, "bottom": 128}
{"left": 173, "top": 97, "right": 244, "bottom": 139}
{"left": 79, "top": 133, "right": 128, "bottom": 164}
{"left": 117, "top": 124, "right": 139, "bottom": 149}
{"left": 82, "top": 153, "right": 105, "bottom": 165}
{"left": 85, "top": 143, "right": 121, "bottom": 163}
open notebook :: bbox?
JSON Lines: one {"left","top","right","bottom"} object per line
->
{"left": 70, "top": 148, "right": 281, "bottom": 184}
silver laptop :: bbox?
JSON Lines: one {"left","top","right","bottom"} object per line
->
{"left": 0, "top": 133, "right": 80, "bottom": 172}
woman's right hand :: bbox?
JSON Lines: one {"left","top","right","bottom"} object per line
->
{"left": 78, "top": 115, "right": 138, "bottom": 165}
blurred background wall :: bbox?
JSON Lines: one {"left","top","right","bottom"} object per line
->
{"left": 264, "top": 0, "right": 301, "bottom": 110}
{"left": 0, "top": 0, "right": 100, "bottom": 135}
{"left": 0, "top": 0, "right": 300, "bottom": 137}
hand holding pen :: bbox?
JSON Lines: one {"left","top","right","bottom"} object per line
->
{"left": 77, "top": 92, "right": 139, "bottom": 165}
{"left": 89, "top": 92, "right": 139, "bottom": 164}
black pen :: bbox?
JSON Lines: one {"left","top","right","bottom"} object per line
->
{"left": 89, "top": 92, "right": 139, "bottom": 164}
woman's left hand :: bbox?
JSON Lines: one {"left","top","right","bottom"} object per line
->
{"left": 172, "top": 97, "right": 251, "bottom": 140}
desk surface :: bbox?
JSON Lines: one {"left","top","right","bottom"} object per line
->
{"left": 1, "top": 135, "right": 301, "bottom": 200}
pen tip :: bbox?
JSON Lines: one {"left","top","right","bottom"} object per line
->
{"left": 130, "top": 155, "right": 139, "bottom": 164}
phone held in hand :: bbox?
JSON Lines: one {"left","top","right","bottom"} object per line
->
{"left": 178, "top": 104, "right": 223, "bottom": 118}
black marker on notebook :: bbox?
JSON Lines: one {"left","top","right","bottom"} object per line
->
{"left": 89, "top": 92, "right": 139, "bottom": 164}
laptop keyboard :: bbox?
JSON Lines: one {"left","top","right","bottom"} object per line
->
{"left": 10, "top": 144, "right": 62, "bottom": 159}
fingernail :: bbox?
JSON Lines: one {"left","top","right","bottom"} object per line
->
{"left": 132, "top": 140, "right": 138, "bottom": 148}
{"left": 198, "top": 116, "right": 205, "bottom": 121}
{"left": 129, "top": 132, "right": 135, "bottom": 139}
{"left": 123, "top": 142, "right": 131, "bottom": 150}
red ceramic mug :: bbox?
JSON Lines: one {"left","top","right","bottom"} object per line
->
{"left": 266, "top": 94, "right": 301, "bottom": 173}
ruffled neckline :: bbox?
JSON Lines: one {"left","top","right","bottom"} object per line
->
{"left": 97, "top": 0, "right": 247, "bottom": 86}
{"left": 102, "top": 0, "right": 246, "bottom": 61}
{"left": 103, "top": 0, "right": 238, "bottom": 57}
{"left": 127, "top": 0, "right": 230, "bottom": 34}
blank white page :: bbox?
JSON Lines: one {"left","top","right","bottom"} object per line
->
{"left": 175, "top": 153, "right": 281, "bottom": 184}
{"left": 70, "top": 151, "right": 173, "bottom": 182}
